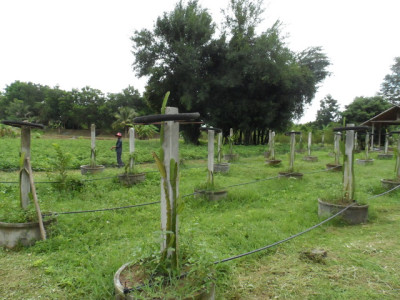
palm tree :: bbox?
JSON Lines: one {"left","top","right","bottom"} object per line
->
{"left": 112, "top": 107, "right": 137, "bottom": 137}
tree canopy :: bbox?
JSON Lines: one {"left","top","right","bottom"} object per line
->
{"left": 131, "top": 0, "right": 330, "bottom": 144}
{"left": 315, "top": 94, "right": 340, "bottom": 128}
{"left": 131, "top": 0, "right": 216, "bottom": 143}
{"left": 380, "top": 57, "right": 400, "bottom": 104}
{"left": 0, "top": 80, "right": 147, "bottom": 131}
{"left": 341, "top": 96, "right": 391, "bottom": 125}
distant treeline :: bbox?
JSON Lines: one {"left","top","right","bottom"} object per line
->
{"left": 0, "top": 81, "right": 151, "bottom": 131}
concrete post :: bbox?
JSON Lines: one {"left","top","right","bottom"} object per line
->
{"left": 268, "top": 130, "right": 272, "bottom": 153}
{"left": 217, "top": 132, "right": 222, "bottom": 163}
{"left": 378, "top": 124, "right": 382, "bottom": 148}
{"left": 229, "top": 128, "right": 233, "bottom": 154}
{"left": 271, "top": 131, "right": 275, "bottom": 160}
{"left": 208, "top": 130, "right": 215, "bottom": 177}
{"left": 384, "top": 134, "right": 389, "bottom": 154}
{"left": 343, "top": 124, "right": 355, "bottom": 201}
{"left": 20, "top": 126, "right": 31, "bottom": 209}
{"left": 334, "top": 133, "right": 341, "bottom": 165}
{"left": 397, "top": 136, "right": 400, "bottom": 179}
{"left": 308, "top": 132, "right": 312, "bottom": 156}
{"left": 354, "top": 132, "right": 358, "bottom": 151}
{"left": 365, "top": 132, "right": 370, "bottom": 160}
{"left": 289, "top": 132, "right": 296, "bottom": 172}
{"left": 90, "top": 124, "right": 96, "bottom": 166}
{"left": 160, "top": 107, "right": 179, "bottom": 258}
{"left": 129, "top": 127, "right": 135, "bottom": 171}
{"left": 371, "top": 124, "right": 375, "bottom": 151}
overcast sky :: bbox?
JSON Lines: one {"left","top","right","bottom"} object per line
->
{"left": 1, "top": 0, "right": 399, "bottom": 123}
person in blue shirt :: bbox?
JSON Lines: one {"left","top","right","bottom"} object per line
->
{"left": 110, "top": 132, "right": 124, "bottom": 167}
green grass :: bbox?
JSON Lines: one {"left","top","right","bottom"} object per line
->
{"left": 0, "top": 138, "right": 399, "bottom": 299}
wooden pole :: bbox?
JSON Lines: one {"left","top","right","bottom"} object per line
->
{"left": 26, "top": 157, "right": 46, "bottom": 240}
{"left": 20, "top": 126, "right": 31, "bottom": 209}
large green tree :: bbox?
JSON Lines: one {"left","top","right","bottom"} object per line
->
{"left": 380, "top": 57, "right": 400, "bottom": 104}
{"left": 315, "top": 94, "right": 340, "bottom": 127}
{"left": 341, "top": 96, "right": 391, "bottom": 125}
{"left": 2, "top": 81, "right": 47, "bottom": 121}
{"left": 107, "top": 86, "right": 151, "bottom": 117}
{"left": 131, "top": 0, "right": 215, "bottom": 143}
{"left": 207, "top": 0, "right": 330, "bottom": 143}
{"left": 131, "top": 0, "right": 330, "bottom": 144}
{"left": 0, "top": 80, "right": 147, "bottom": 130}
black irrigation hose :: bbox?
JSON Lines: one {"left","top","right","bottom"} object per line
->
{"left": 80, "top": 175, "right": 118, "bottom": 182}
{"left": 213, "top": 183, "right": 399, "bottom": 264}
{"left": 213, "top": 202, "right": 357, "bottom": 264}
{"left": 123, "top": 201, "right": 357, "bottom": 294}
{"left": 124, "top": 183, "right": 400, "bottom": 294}
{"left": 42, "top": 201, "right": 160, "bottom": 217}
{"left": 181, "top": 167, "right": 340, "bottom": 197}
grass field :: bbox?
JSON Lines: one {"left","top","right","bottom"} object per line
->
{"left": 0, "top": 136, "right": 399, "bottom": 299}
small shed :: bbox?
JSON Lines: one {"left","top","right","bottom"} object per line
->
{"left": 360, "top": 105, "right": 400, "bottom": 147}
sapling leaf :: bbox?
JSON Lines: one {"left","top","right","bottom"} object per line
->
{"left": 177, "top": 201, "right": 185, "bottom": 214}
{"left": 19, "top": 152, "right": 26, "bottom": 168}
{"left": 161, "top": 91, "right": 170, "bottom": 115}
{"left": 153, "top": 152, "right": 167, "bottom": 179}
{"left": 340, "top": 140, "right": 345, "bottom": 159}
{"left": 394, "top": 147, "right": 399, "bottom": 174}
{"left": 166, "top": 232, "right": 175, "bottom": 249}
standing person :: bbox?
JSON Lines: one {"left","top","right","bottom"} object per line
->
{"left": 111, "top": 132, "right": 124, "bottom": 167}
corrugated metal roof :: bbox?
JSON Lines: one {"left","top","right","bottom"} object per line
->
{"left": 360, "top": 105, "right": 400, "bottom": 126}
